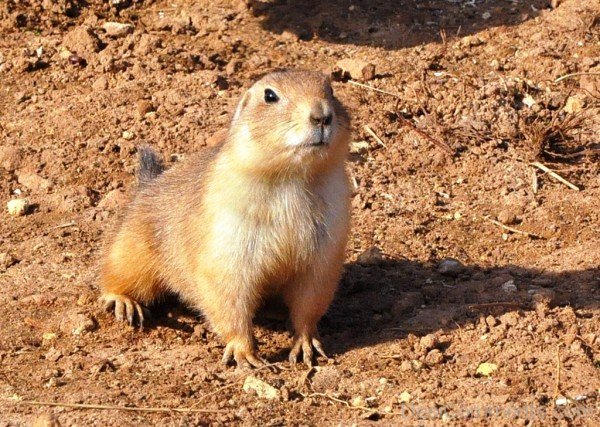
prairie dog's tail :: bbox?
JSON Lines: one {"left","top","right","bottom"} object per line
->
{"left": 137, "top": 145, "right": 164, "bottom": 186}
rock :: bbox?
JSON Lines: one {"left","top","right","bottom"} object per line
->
{"left": 391, "top": 292, "right": 424, "bottom": 317}
{"left": 501, "top": 280, "right": 517, "bottom": 293}
{"left": 242, "top": 376, "right": 280, "bottom": 400}
{"left": 44, "top": 347, "right": 63, "bottom": 362}
{"left": 97, "top": 189, "right": 127, "bottom": 211}
{"left": 333, "top": 59, "right": 376, "bottom": 81}
{"left": 0, "top": 252, "right": 17, "bottom": 272}
{"left": 311, "top": 366, "right": 341, "bottom": 393}
{"left": 437, "top": 258, "right": 465, "bottom": 277}
{"left": 350, "top": 396, "right": 365, "bottom": 407}
{"left": 531, "top": 288, "right": 556, "bottom": 308}
{"left": 350, "top": 141, "right": 369, "bottom": 154}
{"left": 62, "top": 26, "right": 102, "bottom": 57}
{"left": 102, "top": 22, "right": 134, "bottom": 37}
{"left": 7, "top": 198, "right": 30, "bottom": 216}
{"left": 564, "top": 96, "right": 584, "bottom": 114}
{"left": 122, "top": 130, "right": 134, "bottom": 140}
{"left": 60, "top": 312, "right": 97, "bottom": 335}
{"left": 398, "top": 391, "right": 411, "bottom": 403}
{"left": 357, "top": 246, "right": 384, "bottom": 265}
{"left": 497, "top": 209, "right": 517, "bottom": 225}
{"left": 485, "top": 315, "right": 497, "bottom": 328}
{"left": 400, "top": 360, "right": 423, "bottom": 372}
{"left": 476, "top": 362, "right": 498, "bottom": 377}
{"left": 280, "top": 30, "right": 299, "bottom": 42}
{"left": 0, "top": 146, "right": 21, "bottom": 171}
{"left": 206, "top": 129, "right": 228, "bottom": 147}
{"left": 499, "top": 311, "right": 520, "bottom": 327}
{"left": 136, "top": 100, "right": 155, "bottom": 117}
{"left": 425, "top": 349, "right": 444, "bottom": 365}
{"left": 17, "top": 171, "right": 53, "bottom": 192}
{"left": 419, "top": 334, "right": 438, "bottom": 351}
{"left": 400, "top": 360, "right": 412, "bottom": 371}
{"left": 92, "top": 76, "right": 109, "bottom": 91}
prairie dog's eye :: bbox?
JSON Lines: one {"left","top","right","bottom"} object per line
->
{"left": 264, "top": 88, "right": 279, "bottom": 103}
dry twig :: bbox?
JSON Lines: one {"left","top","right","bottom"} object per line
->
{"left": 397, "top": 116, "right": 454, "bottom": 154}
{"left": 468, "top": 302, "right": 525, "bottom": 310}
{"left": 554, "top": 344, "right": 562, "bottom": 406}
{"left": 346, "top": 79, "right": 402, "bottom": 98}
{"left": 483, "top": 216, "right": 542, "bottom": 239}
{"left": 363, "top": 125, "right": 387, "bottom": 148}
{"left": 530, "top": 162, "right": 580, "bottom": 191}
{"left": 17, "top": 400, "right": 226, "bottom": 414}
{"left": 554, "top": 72, "right": 600, "bottom": 83}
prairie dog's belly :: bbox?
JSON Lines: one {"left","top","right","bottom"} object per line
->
{"left": 199, "top": 172, "right": 348, "bottom": 289}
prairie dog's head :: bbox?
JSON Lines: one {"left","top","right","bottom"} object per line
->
{"left": 227, "top": 70, "right": 350, "bottom": 177}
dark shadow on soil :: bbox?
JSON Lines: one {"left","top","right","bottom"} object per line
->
{"left": 141, "top": 258, "right": 598, "bottom": 363}
{"left": 319, "top": 259, "right": 599, "bottom": 356}
{"left": 248, "top": 0, "right": 551, "bottom": 49}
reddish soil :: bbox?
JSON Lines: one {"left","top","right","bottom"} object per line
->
{"left": 1, "top": 0, "right": 599, "bottom": 425}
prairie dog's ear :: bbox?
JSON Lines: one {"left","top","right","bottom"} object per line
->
{"left": 233, "top": 90, "right": 251, "bottom": 123}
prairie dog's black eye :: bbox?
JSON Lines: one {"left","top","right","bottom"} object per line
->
{"left": 264, "top": 88, "right": 279, "bottom": 103}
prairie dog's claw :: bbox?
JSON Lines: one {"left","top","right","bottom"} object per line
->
{"left": 289, "top": 334, "right": 328, "bottom": 367}
{"left": 222, "top": 340, "right": 265, "bottom": 369}
{"left": 100, "top": 293, "right": 148, "bottom": 328}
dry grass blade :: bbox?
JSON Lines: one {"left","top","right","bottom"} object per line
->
{"left": 521, "top": 109, "right": 595, "bottom": 163}
{"left": 530, "top": 162, "right": 580, "bottom": 191}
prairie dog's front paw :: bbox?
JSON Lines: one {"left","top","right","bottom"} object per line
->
{"left": 221, "top": 338, "right": 265, "bottom": 369}
{"left": 100, "top": 293, "right": 149, "bottom": 328}
{"left": 289, "top": 333, "right": 328, "bottom": 367}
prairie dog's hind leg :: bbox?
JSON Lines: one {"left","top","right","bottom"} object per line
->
{"left": 100, "top": 224, "right": 162, "bottom": 328}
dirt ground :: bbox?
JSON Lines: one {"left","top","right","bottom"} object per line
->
{"left": 1, "top": 0, "right": 599, "bottom": 425}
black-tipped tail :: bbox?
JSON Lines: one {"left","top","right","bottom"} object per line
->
{"left": 137, "top": 145, "right": 164, "bottom": 185}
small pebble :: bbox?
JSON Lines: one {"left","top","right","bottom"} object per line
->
{"left": 398, "top": 390, "right": 411, "bottom": 403}
{"left": 420, "top": 334, "right": 438, "bottom": 351}
{"left": 333, "top": 59, "right": 376, "bottom": 81}
{"left": 242, "top": 376, "right": 280, "bottom": 400}
{"left": 425, "top": 349, "right": 444, "bottom": 365}
{"left": 357, "top": 246, "right": 384, "bottom": 265}
{"left": 501, "top": 280, "right": 517, "bottom": 293}
{"left": 497, "top": 209, "right": 517, "bottom": 225}
{"left": 7, "top": 198, "right": 29, "bottom": 216}
{"left": 437, "top": 258, "right": 465, "bottom": 277}
{"left": 102, "top": 22, "right": 134, "bottom": 37}
{"left": 0, "top": 252, "right": 17, "bottom": 272}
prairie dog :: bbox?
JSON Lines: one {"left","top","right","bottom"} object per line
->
{"left": 100, "top": 70, "right": 351, "bottom": 367}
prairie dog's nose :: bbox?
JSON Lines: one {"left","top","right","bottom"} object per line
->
{"left": 309, "top": 104, "right": 333, "bottom": 126}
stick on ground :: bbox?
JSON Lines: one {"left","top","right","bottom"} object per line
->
{"left": 554, "top": 72, "right": 600, "bottom": 83}
{"left": 364, "top": 125, "right": 387, "bottom": 148}
{"left": 530, "top": 162, "right": 580, "bottom": 191}
{"left": 346, "top": 79, "right": 402, "bottom": 98}
{"left": 17, "top": 400, "right": 226, "bottom": 414}
{"left": 483, "top": 216, "right": 542, "bottom": 239}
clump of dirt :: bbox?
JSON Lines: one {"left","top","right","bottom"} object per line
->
{"left": 0, "top": 0, "right": 599, "bottom": 425}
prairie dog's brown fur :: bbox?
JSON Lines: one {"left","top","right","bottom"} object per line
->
{"left": 100, "top": 70, "right": 351, "bottom": 367}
